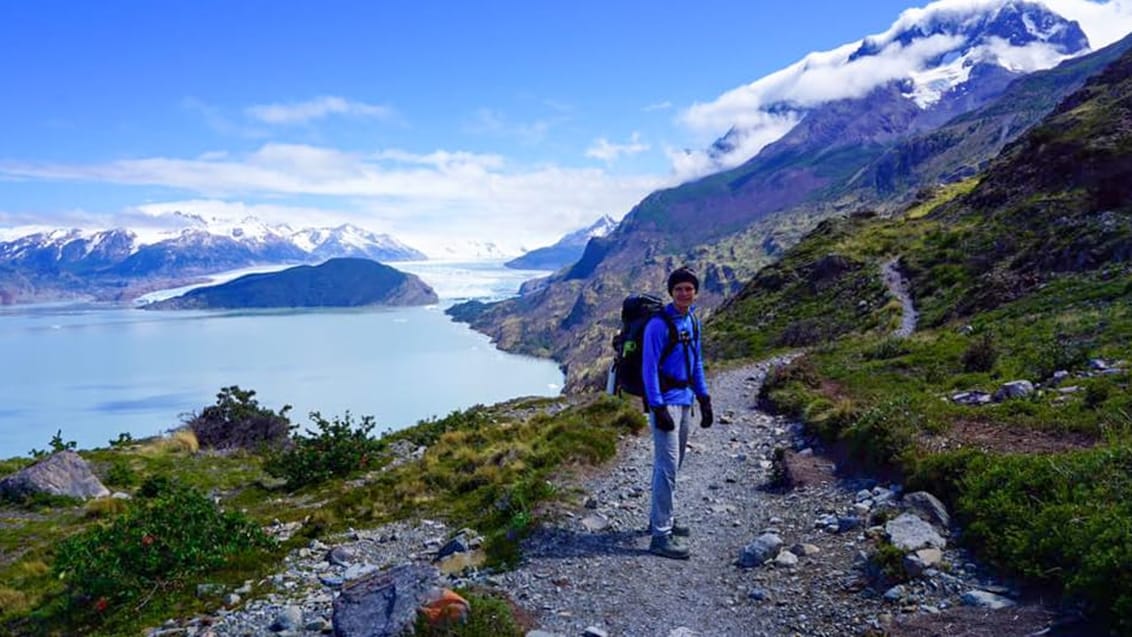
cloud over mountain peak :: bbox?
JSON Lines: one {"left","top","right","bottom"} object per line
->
{"left": 675, "top": 0, "right": 1121, "bottom": 180}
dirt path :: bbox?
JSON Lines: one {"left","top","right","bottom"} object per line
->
{"left": 491, "top": 361, "right": 1056, "bottom": 637}
{"left": 882, "top": 258, "right": 917, "bottom": 338}
{"left": 179, "top": 359, "right": 1063, "bottom": 637}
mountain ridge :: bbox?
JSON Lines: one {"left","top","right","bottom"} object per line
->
{"left": 450, "top": 5, "right": 1128, "bottom": 392}
{"left": 0, "top": 216, "right": 426, "bottom": 305}
{"left": 142, "top": 257, "right": 438, "bottom": 310}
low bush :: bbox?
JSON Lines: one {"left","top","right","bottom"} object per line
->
{"left": 185, "top": 386, "right": 292, "bottom": 451}
{"left": 961, "top": 333, "right": 998, "bottom": 373}
{"left": 264, "top": 411, "right": 383, "bottom": 490}
{"left": 957, "top": 445, "right": 1132, "bottom": 631}
{"left": 865, "top": 337, "right": 910, "bottom": 361}
{"left": 53, "top": 477, "right": 274, "bottom": 624}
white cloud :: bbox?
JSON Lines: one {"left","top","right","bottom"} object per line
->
{"left": 0, "top": 144, "right": 669, "bottom": 257}
{"left": 586, "top": 132, "right": 650, "bottom": 162}
{"left": 644, "top": 101, "right": 672, "bottom": 112}
{"left": 674, "top": 0, "right": 1132, "bottom": 178}
{"left": 246, "top": 96, "right": 395, "bottom": 125}
{"left": 465, "top": 108, "right": 558, "bottom": 145}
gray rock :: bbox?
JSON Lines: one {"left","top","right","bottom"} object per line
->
{"left": 739, "top": 533, "right": 783, "bottom": 567}
{"left": 343, "top": 563, "right": 379, "bottom": 581}
{"left": 583, "top": 627, "right": 609, "bottom": 637}
{"left": 332, "top": 564, "right": 439, "bottom": 637}
{"left": 581, "top": 514, "right": 610, "bottom": 532}
{"left": 774, "top": 550, "right": 799, "bottom": 567}
{"left": 435, "top": 534, "right": 470, "bottom": 561}
{"left": 903, "top": 491, "right": 951, "bottom": 529}
{"left": 327, "top": 546, "right": 355, "bottom": 567}
{"left": 270, "top": 605, "right": 303, "bottom": 632}
{"left": 961, "top": 590, "right": 1016, "bottom": 609}
{"left": 883, "top": 585, "right": 906, "bottom": 602}
{"left": 885, "top": 513, "right": 946, "bottom": 551}
{"left": 951, "top": 391, "right": 992, "bottom": 406}
{"left": 0, "top": 451, "right": 110, "bottom": 500}
{"left": 903, "top": 548, "right": 943, "bottom": 579}
{"left": 837, "top": 515, "right": 862, "bottom": 533}
{"left": 992, "top": 380, "right": 1034, "bottom": 402}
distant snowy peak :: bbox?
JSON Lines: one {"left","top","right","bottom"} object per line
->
{"left": 437, "top": 240, "right": 517, "bottom": 261}
{"left": 503, "top": 215, "right": 619, "bottom": 271}
{"left": 699, "top": 0, "right": 1092, "bottom": 171}
{"left": 851, "top": 1, "right": 1087, "bottom": 63}
{"left": 850, "top": 0, "right": 1089, "bottom": 107}
{"left": 558, "top": 215, "right": 617, "bottom": 246}
{"left": 0, "top": 214, "right": 427, "bottom": 278}
{"left": 296, "top": 224, "right": 423, "bottom": 261}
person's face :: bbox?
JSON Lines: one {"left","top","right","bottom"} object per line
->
{"left": 671, "top": 282, "right": 696, "bottom": 312}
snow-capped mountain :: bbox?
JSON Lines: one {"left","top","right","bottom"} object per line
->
{"left": 0, "top": 215, "right": 427, "bottom": 281}
{"left": 433, "top": 240, "right": 517, "bottom": 262}
{"left": 504, "top": 215, "right": 618, "bottom": 271}
{"left": 693, "top": 0, "right": 1091, "bottom": 173}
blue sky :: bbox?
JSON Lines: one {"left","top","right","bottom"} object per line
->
{"left": 1, "top": 0, "right": 1130, "bottom": 256}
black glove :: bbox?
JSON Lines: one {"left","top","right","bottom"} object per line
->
{"left": 698, "top": 395, "right": 714, "bottom": 428}
{"left": 651, "top": 406, "right": 675, "bottom": 432}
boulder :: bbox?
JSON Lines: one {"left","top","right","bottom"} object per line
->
{"left": 992, "top": 380, "right": 1035, "bottom": 402}
{"left": 739, "top": 533, "right": 784, "bottom": 568}
{"left": 332, "top": 564, "right": 440, "bottom": 637}
{"left": 885, "top": 513, "right": 946, "bottom": 552}
{"left": 902, "top": 491, "right": 951, "bottom": 529}
{"left": 0, "top": 451, "right": 109, "bottom": 500}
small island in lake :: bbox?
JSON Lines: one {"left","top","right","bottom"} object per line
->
{"left": 142, "top": 258, "right": 438, "bottom": 310}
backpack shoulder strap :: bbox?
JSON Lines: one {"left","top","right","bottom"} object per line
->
{"left": 657, "top": 311, "right": 679, "bottom": 361}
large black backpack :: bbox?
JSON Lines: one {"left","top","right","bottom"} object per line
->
{"left": 608, "top": 294, "right": 698, "bottom": 399}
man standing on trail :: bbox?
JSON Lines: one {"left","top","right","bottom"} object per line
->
{"left": 643, "top": 266, "right": 712, "bottom": 559}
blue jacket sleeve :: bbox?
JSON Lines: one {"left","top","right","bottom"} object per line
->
{"left": 641, "top": 316, "right": 668, "bottom": 408}
{"left": 692, "top": 314, "right": 709, "bottom": 398}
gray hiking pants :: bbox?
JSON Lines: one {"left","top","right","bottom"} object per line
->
{"left": 649, "top": 404, "right": 693, "bottom": 537}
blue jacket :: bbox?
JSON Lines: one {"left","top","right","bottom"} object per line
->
{"left": 642, "top": 303, "right": 709, "bottom": 408}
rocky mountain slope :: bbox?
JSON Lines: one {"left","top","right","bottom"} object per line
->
{"left": 452, "top": 9, "right": 1127, "bottom": 393}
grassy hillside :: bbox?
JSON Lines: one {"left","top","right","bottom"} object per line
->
{"left": 0, "top": 393, "right": 643, "bottom": 636}
{"left": 706, "top": 46, "right": 1132, "bottom": 630}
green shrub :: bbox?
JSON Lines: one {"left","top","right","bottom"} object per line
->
{"left": 961, "top": 333, "right": 998, "bottom": 373}
{"left": 1084, "top": 378, "right": 1112, "bottom": 409}
{"left": 1024, "top": 333, "right": 1090, "bottom": 380}
{"left": 264, "top": 411, "right": 383, "bottom": 490}
{"left": 841, "top": 398, "right": 919, "bottom": 473}
{"left": 871, "top": 540, "right": 909, "bottom": 584}
{"left": 53, "top": 477, "right": 274, "bottom": 614}
{"left": 958, "top": 445, "right": 1132, "bottom": 631}
{"left": 104, "top": 459, "right": 137, "bottom": 488}
{"left": 865, "top": 337, "right": 910, "bottom": 361}
{"left": 185, "top": 386, "right": 292, "bottom": 451}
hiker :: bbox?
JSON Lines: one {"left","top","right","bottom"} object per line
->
{"left": 644, "top": 266, "right": 712, "bottom": 559}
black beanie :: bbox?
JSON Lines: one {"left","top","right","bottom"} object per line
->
{"left": 667, "top": 267, "right": 699, "bottom": 294}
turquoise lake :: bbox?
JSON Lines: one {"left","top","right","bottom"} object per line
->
{"left": 0, "top": 262, "right": 562, "bottom": 458}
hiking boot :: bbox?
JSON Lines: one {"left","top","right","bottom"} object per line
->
{"left": 648, "top": 520, "right": 690, "bottom": 537}
{"left": 649, "top": 534, "right": 690, "bottom": 560}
